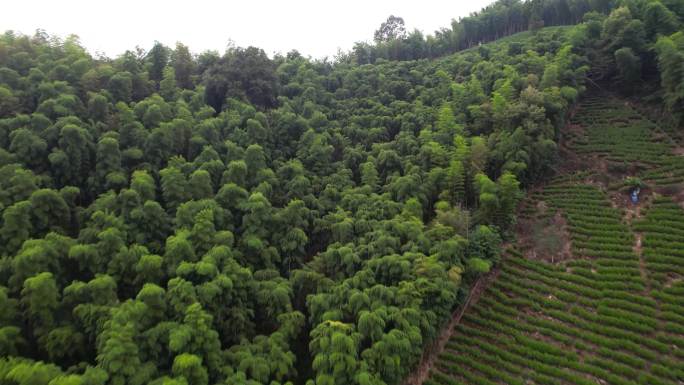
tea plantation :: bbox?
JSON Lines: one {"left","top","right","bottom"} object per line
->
{"left": 425, "top": 95, "right": 684, "bottom": 385}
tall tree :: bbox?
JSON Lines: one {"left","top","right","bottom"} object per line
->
{"left": 374, "top": 15, "right": 408, "bottom": 43}
{"left": 203, "top": 47, "right": 278, "bottom": 111}
{"left": 147, "top": 41, "right": 169, "bottom": 85}
{"left": 160, "top": 67, "right": 178, "bottom": 101}
{"left": 172, "top": 42, "right": 195, "bottom": 89}
{"left": 614, "top": 47, "right": 641, "bottom": 92}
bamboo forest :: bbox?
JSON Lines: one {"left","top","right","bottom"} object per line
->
{"left": 0, "top": 0, "right": 683, "bottom": 384}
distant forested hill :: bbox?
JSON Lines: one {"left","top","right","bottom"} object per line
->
{"left": 0, "top": 0, "right": 681, "bottom": 384}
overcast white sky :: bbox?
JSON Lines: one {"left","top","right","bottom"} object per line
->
{"left": 2, "top": 0, "right": 492, "bottom": 59}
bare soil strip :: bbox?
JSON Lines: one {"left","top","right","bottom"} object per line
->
{"left": 402, "top": 267, "right": 500, "bottom": 385}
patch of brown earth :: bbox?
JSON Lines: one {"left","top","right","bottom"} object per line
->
{"left": 536, "top": 200, "right": 548, "bottom": 213}
{"left": 663, "top": 276, "right": 683, "bottom": 289}
{"left": 654, "top": 183, "right": 684, "bottom": 203}
{"left": 557, "top": 119, "right": 587, "bottom": 174}
{"left": 518, "top": 211, "right": 573, "bottom": 264}
{"left": 583, "top": 158, "right": 615, "bottom": 189}
{"left": 670, "top": 188, "right": 684, "bottom": 210}
{"left": 633, "top": 233, "right": 643, "bottom": 255}
{"left": 613, "top": 186, "right": 653, "bottom": 223}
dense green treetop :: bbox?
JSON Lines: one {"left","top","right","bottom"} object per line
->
{"left": 0, "top": 0, "right": 681, "bottom": 383}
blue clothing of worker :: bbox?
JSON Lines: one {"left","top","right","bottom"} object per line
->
{"left": 631, "top": 187, "right": 640, "bottom": 204}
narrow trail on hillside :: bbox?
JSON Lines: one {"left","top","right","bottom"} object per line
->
{"left": 403, "top": 268, "right": 500, "bottom": 385}
{"left": 625, "top": 197, "right": 651, "bottom": 293}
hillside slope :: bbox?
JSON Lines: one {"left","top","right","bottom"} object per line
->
{"left": 0, "top": 24, "right": 589, "bottom": 385}
{"left": 0, "top": 0, "right": 682, "bottom": 381}
{"left": 422, "top": 94, "right": 684, "bottom": 385}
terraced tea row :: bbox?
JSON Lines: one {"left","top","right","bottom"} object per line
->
{"left": 424, "top": 95, "right": 684, "bottom": 385}
{"left": 635, "top": 197, "right": 684, "bottom": 288}
{"left": 640, "top": 157, "right": 684, "bottom": 188}
{"left": 568, "top": 96, "right": 673, "bottom": 166}
{"left": 428, "top": 184, "right": 684, "bottom": 385}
